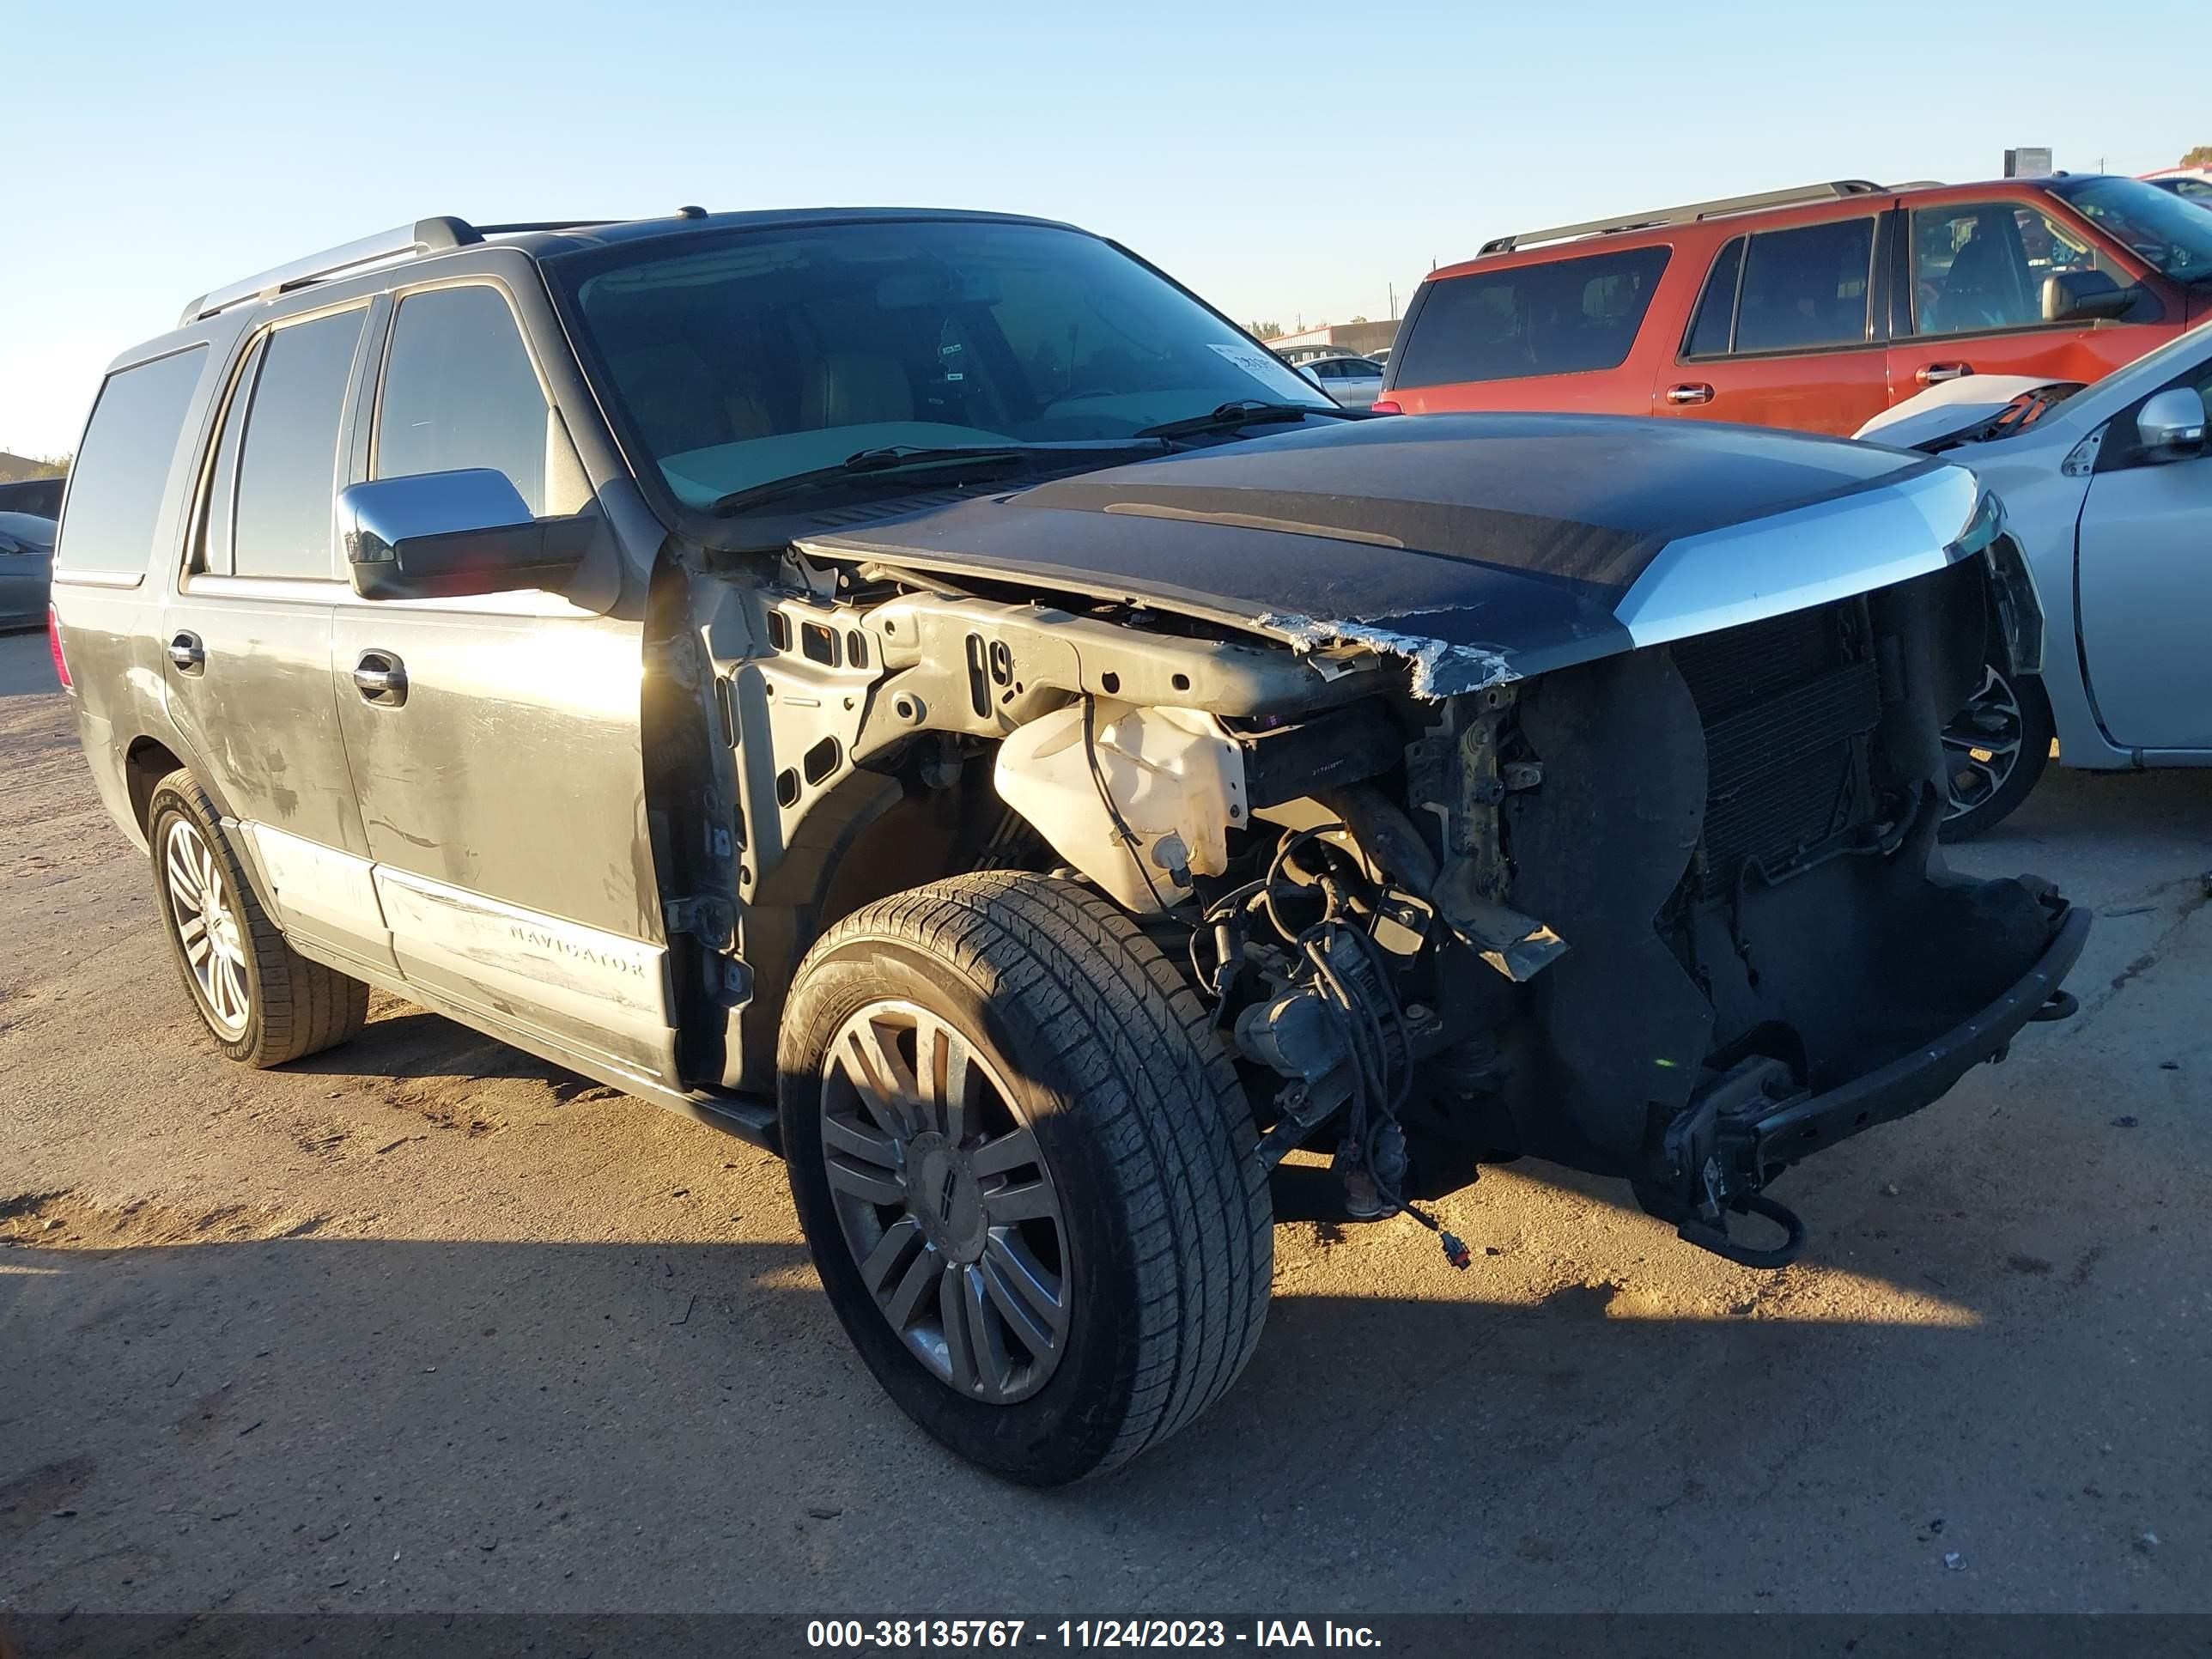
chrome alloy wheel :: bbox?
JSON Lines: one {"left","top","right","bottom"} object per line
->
{"left": 164, "top": 817, "right": 250, "bottom": 1038}
{"left": 1942, "top": 665, "right": 2024, "bottom": 821}
{"left": 818, "top": 1000, "right": 1070, "bottom": 1405}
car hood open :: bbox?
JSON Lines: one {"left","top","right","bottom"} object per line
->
{"left": 800, "top": 412, "right": 1984, "bottom": 696}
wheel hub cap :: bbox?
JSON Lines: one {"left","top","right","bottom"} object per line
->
{"left": 906, "top": 1133, "right": 989, "bottom": 1263}
{"left": 818, "top": 1000, "right": 1071, "bottom": 1404}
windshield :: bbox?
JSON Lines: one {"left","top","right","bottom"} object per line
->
{"left": 553, "top": 220, "right": 1333, "bottom": 511}
{"left": 2050, "top": 175, "right": 2212, "bottom": 284}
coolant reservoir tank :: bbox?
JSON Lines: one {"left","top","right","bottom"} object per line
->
{"left": 994, "top": 701, "right": 1246, "bottom": 915}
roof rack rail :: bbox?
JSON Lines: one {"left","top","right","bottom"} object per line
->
{"left": 474, "top": 208, "right": 705, "bottom": 234}
{"left": 1476, "top": 179, "right": 1887, "bottom": 257}
{"left": 473, "top": 217, "right": 623, "bottom": 234}
{"left": 179, "top": 207, "right": 713, "bottom": 325}
{"left": 181, "top": 217, "right": 483, "bottom": 325}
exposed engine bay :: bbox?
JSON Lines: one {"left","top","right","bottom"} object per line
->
{"left": 665, "top": 506, "right": 2084, "bottom": 1268}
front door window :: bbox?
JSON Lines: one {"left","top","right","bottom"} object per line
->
{"left": 1908, "top": 202, "right": 2119, "bottom": 337}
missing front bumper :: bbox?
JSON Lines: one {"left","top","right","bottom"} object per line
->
{"left": 1643, "top": 898, "right": 2090, "bottom": 1267}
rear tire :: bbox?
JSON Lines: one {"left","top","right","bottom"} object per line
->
{"left": 148, "top": 769, "right": 368, "bottom": 1067}
{"left": 1939, "top": 665, "right": 2053, "bottom": 842}
{"left": 779, "top": 872, "right": 1272, "bottom": 1486}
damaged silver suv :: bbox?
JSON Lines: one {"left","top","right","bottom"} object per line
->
{"left": 52, "top": 207, "right": 2086, "bottom": 1485}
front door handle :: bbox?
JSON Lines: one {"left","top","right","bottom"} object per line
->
{"left": 352, "top": 650, "right": 408, "bottom": 707}
{"left": 1664, "top": 382, "right": 1715, "bottom": 406}
{"left": 1916, "top": 362, "right": 1975, "bottom": 386}
{"left": 167, "top": 631, "right": 205, "bottom": 675}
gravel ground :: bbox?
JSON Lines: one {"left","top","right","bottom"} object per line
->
{"left": 1, "top": 625, "right": 2206, "bottom": 1618}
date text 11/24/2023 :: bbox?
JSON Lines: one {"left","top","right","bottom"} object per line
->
{"left": 805, "top": 1620, "right": 1385, "bottom": 1649}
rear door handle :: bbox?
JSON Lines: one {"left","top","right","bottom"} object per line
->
{"left": 1664, "top": 382, "right": 1715, "bottom": 406}
{"left": 352, "top": 650, "right": 408, "bottom": 707}
{"left": 167, "top": 631, "right": 205, "bottom": 675}
{"left": 1916, "top": 362, "right": 1974, "bottom": 386}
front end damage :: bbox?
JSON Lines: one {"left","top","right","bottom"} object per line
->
{"left": 686, "top": 419, "right": 2084, "bottom": 1267}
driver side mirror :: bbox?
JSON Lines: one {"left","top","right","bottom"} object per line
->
{"left": 2041, "top": 269, "right": 2135, "bottom": 325}
{"left": 2136, "top": 386, "right": 2208, "bottom": 461}
{"left": 337, "top": 470, "right": 593, "bottom": 602}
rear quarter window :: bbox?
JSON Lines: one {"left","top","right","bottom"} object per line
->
{"left": 54, "top": 346, "right": 208, "bottom": 579}
{"left": 1394, "top": 246, "right": 1670, "bottom": 389}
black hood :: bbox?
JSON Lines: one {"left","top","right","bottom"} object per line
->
{"left": 801, "top": 413, "right": 1953, "bottom": 689}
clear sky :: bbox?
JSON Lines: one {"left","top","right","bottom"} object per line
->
{"left": 4, "top": 0, "right": 2201, "bottom": 457}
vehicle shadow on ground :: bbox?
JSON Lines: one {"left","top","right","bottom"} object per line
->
{"left": 5, "top": 1131, "right": 2194, "bottom": 1619}
{"left": 0, "top": 1231, "right": 1966, "bottom": 1596}
{"left": 283, "top": 1003, "right": 602, "bottom": 1096}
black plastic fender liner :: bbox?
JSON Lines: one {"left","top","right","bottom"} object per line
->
{"left": 1743, "top": 900, "right": 2088, "bottom": 1171}
{"left": 1504, "top": 645, "right": 1713, "bottom": 1174}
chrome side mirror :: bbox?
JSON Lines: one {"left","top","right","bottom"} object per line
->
{"left": 337, "top": 470, "right": 592, "bottom": 601}
{"left": 2136, "top": 387, "right": 2209, "bottom": 461}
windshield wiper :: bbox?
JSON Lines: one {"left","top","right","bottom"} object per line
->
{"left": 1134, "top": 401, "right": 1351, "bottom": 441}
{"left": 708, "top": 445, "right": 1042, "bottom": 517}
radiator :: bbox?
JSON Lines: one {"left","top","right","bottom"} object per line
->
{"left": 1671, "top": 605, "right": 1881, "bottom": 885}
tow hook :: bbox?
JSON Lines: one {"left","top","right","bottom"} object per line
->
{"left": 2029, "top": 988, "right": 2079, "bottom": 1024}
{"left": 1676, "top": 1191, "right": 1807, "bottom": 1271}
{"left": 1653, "top": 1056, "right": 1810, "bottom": 1271}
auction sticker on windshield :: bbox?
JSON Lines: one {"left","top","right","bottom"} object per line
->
{"left": 1208, "top": 342, "right": 1295, "bottom": 380}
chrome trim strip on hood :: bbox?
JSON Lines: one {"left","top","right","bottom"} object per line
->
{"left": 1612, "top": 465, "right": 1981, "bottom": 649}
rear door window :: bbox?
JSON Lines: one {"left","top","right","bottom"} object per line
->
{"left": 376, "top": 284, "right": 575, "bottom": 515}
{"left": 231, "top": 309, "right": 367, "bottom": 580}
{"left": 1393, "top": 246, "right": 1671, "bottom": 387}
{"left": 54, "top": 346, "right": 207, "bottom": 579}
{"left": 1732, "top": 218, "right": 1875, "bottom": 354}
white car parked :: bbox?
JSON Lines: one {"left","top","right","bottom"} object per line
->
{"left": 1857, "top": 321, "right": 2212, "bottom": 836}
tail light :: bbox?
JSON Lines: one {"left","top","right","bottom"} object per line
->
{"left": 1370, "top": 398, "right": 1402, "bottom": 416}
{"left": 47, "top": 604, "right": 73, "bottom": 691}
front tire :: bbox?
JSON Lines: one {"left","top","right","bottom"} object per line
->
{"left": 779, "top": 873, "right": 1272, "bottom": 1486}
{"left": 1939, "top": 665, "right": 2053, "bottom": 842}
{"left": 148, "top": 770, "right": 368, "bottom": 1066}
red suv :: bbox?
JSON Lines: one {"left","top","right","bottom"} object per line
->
{"left": 1378, "top": 173, "right": 2212, "bottom": 434}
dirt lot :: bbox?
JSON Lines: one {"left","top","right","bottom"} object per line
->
{"left": 2, "top": 624, "right": 2208, "bottom": 1618}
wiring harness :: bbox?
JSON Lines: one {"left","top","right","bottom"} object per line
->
{"left": 1194, "top": 825, "right": 1472, "bottom": 1271}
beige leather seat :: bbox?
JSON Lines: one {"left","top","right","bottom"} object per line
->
{"left": 801, "top": 351, "right": 915, "bottom": 428}
{"left": 611, "top": 343, "right": 772, "bottom": 454}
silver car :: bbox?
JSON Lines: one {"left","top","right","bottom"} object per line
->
{"left": 2146, "top": 174, "right": 2212, "bottom": 207}
{"left": 1858, "top": 319, "right": 2212, "bottom": 836}
{"left": 1299, "top": 353, "right": 1386, "bottom": 409}
{"left": 0, "top": 509, "right": 56, "bottom": 629}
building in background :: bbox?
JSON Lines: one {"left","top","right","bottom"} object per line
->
{"left": 1267, "top": 319, "right": 1400, "bottom": 359}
